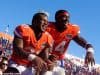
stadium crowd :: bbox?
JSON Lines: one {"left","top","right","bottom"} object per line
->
{"left": 64, "top": 55, "right": 100, "bottom": 75}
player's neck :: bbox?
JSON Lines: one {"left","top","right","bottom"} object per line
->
{"left": 55, "top": 23, "right": 67, "bottom": 32}
{"left": 30, "top": 25, "right": 42, "bottom": 40}
{"left": 35, "top": 32, "right": 42, "bottom": 41}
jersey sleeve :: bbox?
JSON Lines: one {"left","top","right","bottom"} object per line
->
{"left": 14, "top": 24, "right": 29, "bottom": 38}
{"left": 72, "top": 24, "right": 80, "bottom": 37}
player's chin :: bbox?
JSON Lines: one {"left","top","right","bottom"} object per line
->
{"left": 41, "top": 28, "right": 46, "bottom": 32}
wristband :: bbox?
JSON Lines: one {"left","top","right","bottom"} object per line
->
{"left": 28, "top": 54, "right": 36, "bottom": 61}
{"left": 87, "top": 47, "right": 94, "bottom": 54}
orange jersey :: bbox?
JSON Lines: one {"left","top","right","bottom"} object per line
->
{"left": 12, "top": 24, "right": 53, "bottom": 66}
{"left": 47, "top": 22, "right": 80, "bottom": 60}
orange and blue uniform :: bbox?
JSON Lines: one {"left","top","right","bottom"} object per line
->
{"left": 47, "top": 22, "right": 80, "bottom": 60}
{"left": 11, "top": 24, "right": 53, "bottom": 66}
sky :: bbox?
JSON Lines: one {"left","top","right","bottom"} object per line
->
{"left": 0, "top": 0, "right": 100, "bottom": 64}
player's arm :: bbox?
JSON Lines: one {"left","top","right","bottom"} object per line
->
{"left": 13, "top": 35, "right": 47, "bottom": 71}
{"left": 13, "top": 35, "right": 29, "bottom": 59}
{"left": 38, "top": 41, "right": 55, "bottom": 61}
{"left": 13, "top": 25, "right": 37, "bottom": 60}
{"left": 73, "top": 35, "right": 93, "bottom": 49}
{"left": 73, "top": 35, "right": 95, "bottom": 66}
{"left": 38, "top": 45, "right": 56, "bottom": 71}
{"left": 38, "top": 32, "right": 55, "bottom": 61}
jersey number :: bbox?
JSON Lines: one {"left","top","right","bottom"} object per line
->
{"left": 55, "top": 41, "right": 66, "bottom": 53}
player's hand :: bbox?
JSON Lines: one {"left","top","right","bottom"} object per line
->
{"left": 32, "top": 56, "right": 48, "bottom": 71}
{"left": 85, "top": 52, "right": 95, "bottom": 66}
{"left": 49, "top": 54, "right": 58, "bottom": 62}
{"left": 46, "top": 59, "right": 55, "bottom": 71}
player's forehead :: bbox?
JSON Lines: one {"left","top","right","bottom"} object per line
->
{"left": 57, "top": 12, "right": 69, "bottom": 18}
{"left": 38, "top": 15, "right": 48, "bottom": 21}
{"left": 40, "top": 14, "right": 47, "bottom": 18}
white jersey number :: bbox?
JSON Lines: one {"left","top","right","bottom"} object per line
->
{"left": 55, "top": 41, "right": 66, "bottom": 53}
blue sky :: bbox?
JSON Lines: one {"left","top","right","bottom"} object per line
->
{"left": 0, "top": 0, "right": 100, "bottom": 64}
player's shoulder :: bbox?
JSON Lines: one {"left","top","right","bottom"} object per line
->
{"left": 68, "top": 23, "right": 80, "bottom": 29}
{"left": 44, "top": 31, "right": 52, "bottom": 37}
{"left": 69, "top": 23, "right": 79, "bottom": 27}
{"left": 68, "top": 23, "right": 80, "bottom": 34}
{"left": 16, "top": 24, "right": 30, "bottom": 30}
{"left": 15, "top": 24, "right": 31, "bottom": 33}
{"left": 44, "top": 31, "right": 54, "bottom": 41}
{"left": 44, "top": 31, "right": 54, "bottom": 46}
{"left": 14, "top": 24, "right": 31, "bottom": 37}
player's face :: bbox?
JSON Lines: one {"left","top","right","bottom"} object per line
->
{"left": 37, "top": 15, "right": 48, "bottom": 32}
{"left": 57, "top": 15, "right": 69, "bottom": 25}
{"left": 56, "top": 14, "right": 69, "bottom": 30}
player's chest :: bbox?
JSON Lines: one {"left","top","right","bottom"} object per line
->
{"left": 53, "top": 30, "right": 74, "bottom": 41}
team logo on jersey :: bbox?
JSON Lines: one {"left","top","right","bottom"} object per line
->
{"left": 66, "top": 34, "right": 73, "bottom": 39}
